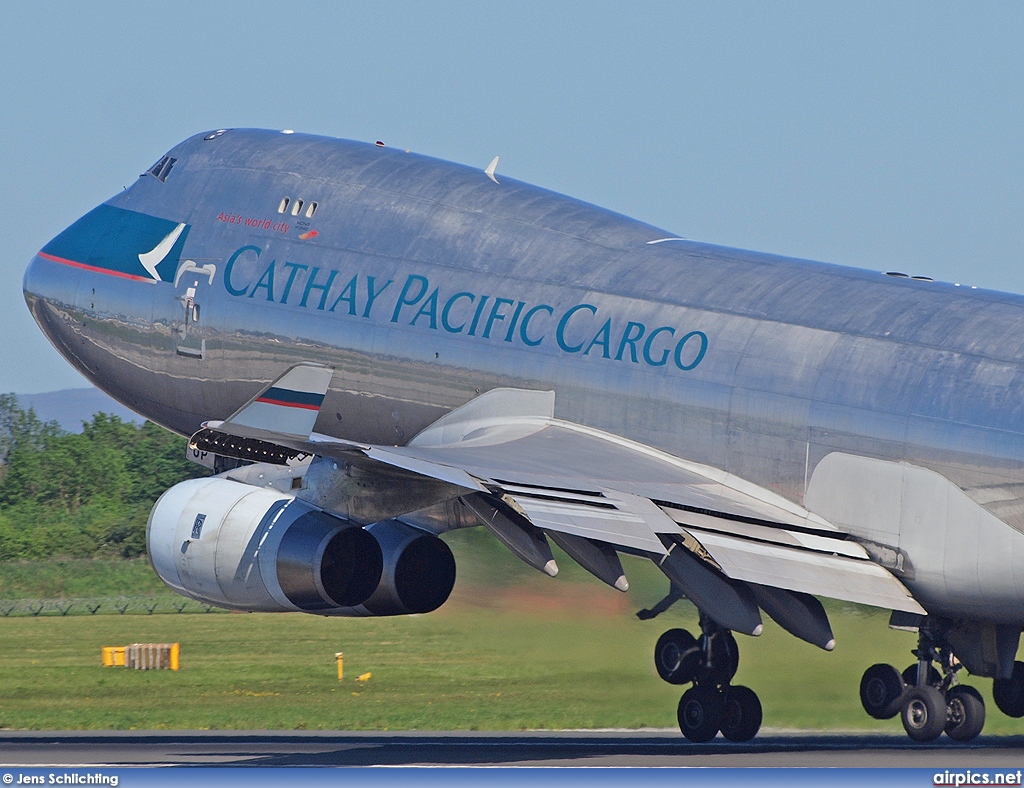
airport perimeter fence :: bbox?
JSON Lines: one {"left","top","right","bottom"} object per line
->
{"left": 0, "top": 596, "right": 226, "bottom": 617}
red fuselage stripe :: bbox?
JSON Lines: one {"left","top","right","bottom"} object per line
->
{"left": 255, "top": 397, "right": 321, "bottom": 411}
{"left": 37, "top": 252, "right": 154, "bottom": 283}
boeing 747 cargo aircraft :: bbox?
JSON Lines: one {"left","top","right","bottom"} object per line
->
{"left": 23, "top": 129, "right": 1024, "bottom": 743}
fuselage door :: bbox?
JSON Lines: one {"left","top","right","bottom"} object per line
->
{"left": 171, "top": 261, "right": 216, "bottom": 359}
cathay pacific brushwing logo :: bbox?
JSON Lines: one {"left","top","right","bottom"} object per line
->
{"left": 139, "top": 223, "right": 187, "bottom": 281}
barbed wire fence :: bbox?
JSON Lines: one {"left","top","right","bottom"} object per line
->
{"left": 0, "top": 596, "right": 225, "bottom": 617}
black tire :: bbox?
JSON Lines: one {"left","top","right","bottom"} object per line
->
{"left": 678, "top": 685, "right": 724, "bottom": 743}
{"left": 860, "top": 663, "right": 905, "bottom": 720}
{"left": 945, "top": 685, "right": 986, "bottom": 742}
{"left": 902, "top": 663, "right": 942, "bottom": 688}
{"left": 901, "top": 685, "right": 947, "bottom": 742}
{"left": 720, "top": 685, "right": 763, "bottom": 742}
{"left": 993, "top": 660, "right": 1024, "bottom": 718}
{"left": 654, "top": 629, "right": 700, "bottom": 685}
{"left": 704, "top": 630, "right": 740, "bottom": 686}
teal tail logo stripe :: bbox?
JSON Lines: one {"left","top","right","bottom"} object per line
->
{"left": 255, "top": 387, "right": 325, "bottom": 411}
{"left": 39, "top": 204, "right": 190, "bottom": 283}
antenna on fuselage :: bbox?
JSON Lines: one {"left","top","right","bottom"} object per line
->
{"left": 485, "top": 156, "right": 500, "bottom": 184}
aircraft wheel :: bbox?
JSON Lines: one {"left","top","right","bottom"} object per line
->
{"left": 720, "top": 685, "right": 762, "bottom": 742}
{"left": 945, "top": 685, "right": 985, "bottom": 742}
{"left": 678, "top": 685, "right": 724, "bottom": 743}
{"left": 860, "top": 663, "right": 905, "bottom": 719}
{"left": 902, "top": 663, "right": 941, "bottom": 688}
{"left": 993, "top": 660, "right": 1024, "bottom": 717}
{"left": 901, "top": 686, "right": 946, "bottom": 742}
{"left": 654, "top": 628, "right": 700, "bottom": 685}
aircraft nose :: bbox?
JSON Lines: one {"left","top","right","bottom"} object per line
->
{"left": 23, "top": 249, "right": 82, "bottom": 355}
{"left": 23, "top": 253, "right": 39, "bottom": 306}
{"left": 25, "top": 200, "right": 191, "bottom": 347}
{"left": 23, "top": 251, "right": 51, "bottom": 309}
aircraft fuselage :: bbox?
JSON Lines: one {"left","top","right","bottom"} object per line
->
{"left": 23, "top": 129, "right": 1024, "bottom": 622}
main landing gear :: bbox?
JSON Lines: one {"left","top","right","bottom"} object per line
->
{"left": 654, "top": 615, "right": 762, "bottom": 742}
{"left": 993, "top": 660, "right": 1024, "bottom": 718}
{"left": 860, "top": 629, "right": 986, "bottom": 742}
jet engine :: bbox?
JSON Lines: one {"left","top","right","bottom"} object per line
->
{"left": 147, "top": 477, "right": 457, "bottom": 617}
{"left": 341, "top": 520, "right": 456, "bottom": 616}
{"left": 147, "top": 478, "right": 383, "bottom": 613}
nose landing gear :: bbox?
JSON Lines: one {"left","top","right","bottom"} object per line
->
{"left": 859, "top": 629, "right": 985, "bottom": 742}
{"left": 655, "top": 615, "right": 762, "bottom": 742}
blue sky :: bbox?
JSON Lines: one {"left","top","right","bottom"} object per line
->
{"left": 3, "top": 1, "right": 1024, "bottom": 393}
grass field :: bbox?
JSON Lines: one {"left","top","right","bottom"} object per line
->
{"left": 0, "top": 566, "right": 1014, "bottom": 733}
{"left": 0, "top": 530, "right": 1016, "bottom": 733}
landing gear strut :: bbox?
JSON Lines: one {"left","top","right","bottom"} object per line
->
{"left": 859, "top": 626, "right": 985, "bottom": 742}
{"left": 655, "top": 615, "right": 762, "bottom": 742}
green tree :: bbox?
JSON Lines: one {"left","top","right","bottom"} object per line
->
{"left": 0, "top": 394, "right": 60, "bottom": 466}
{"left": 0, "top": 397, "right": 208, "bottom": 560}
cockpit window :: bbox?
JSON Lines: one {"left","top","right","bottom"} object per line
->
{"left": 146, "top": 156, "right": 177, "bottom": 183}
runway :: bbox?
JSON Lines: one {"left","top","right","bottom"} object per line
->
{"left": 1, "top": 729, "right": 1024, "bottom": 767}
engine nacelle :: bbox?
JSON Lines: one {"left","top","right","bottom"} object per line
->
{"left": 147, "top": 478, "right": 383, "bottom": 612}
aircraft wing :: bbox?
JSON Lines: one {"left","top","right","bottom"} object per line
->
{"left": 364, "top": 417, "right": 924, "bottom": 616}
{"left": 191, "top": 372, "right": 924, "bottom": 630}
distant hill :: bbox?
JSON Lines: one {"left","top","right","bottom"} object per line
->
{"left": 17, "top": 388, "right": 143, "bottom": 433}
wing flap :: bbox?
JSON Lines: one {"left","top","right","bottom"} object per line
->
{"left": 661, "top": 504, "right": 868, "bottom": 559}
{"left": 681, "top": 525, "right": 925, "bottom": 614}
{"left": 507, "top": 489, "right": 669, "bottom": 555}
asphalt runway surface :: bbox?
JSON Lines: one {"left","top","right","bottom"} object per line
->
{"left": 1, "top": 729, "right": 1024, "bottom": 767}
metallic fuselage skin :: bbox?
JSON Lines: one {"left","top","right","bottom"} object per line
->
{"left": 23, "top": 129, "right": 1024, "bottom": 585}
